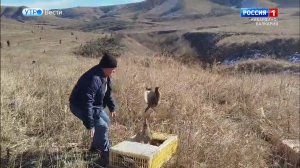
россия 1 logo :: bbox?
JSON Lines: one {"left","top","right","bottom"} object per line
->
{"left": 22, "top": 8, "right": 62, "bottom": 16}
{"left": 240, "top": 8, "right": 279, "bottom": 26}
{"left": 240, "top": 8, "right": 278, "bottom": 17}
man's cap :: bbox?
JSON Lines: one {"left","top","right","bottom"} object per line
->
{"left": 99, "top": 53, "right": 117, "bottom": 68}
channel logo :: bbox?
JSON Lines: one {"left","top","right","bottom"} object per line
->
{"left": 241, "top": 8, "right": 278, "bottom": 17}
{"left": 22, "top": 8, "right": 43, "bottom": 16}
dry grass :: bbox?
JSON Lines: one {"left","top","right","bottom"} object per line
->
{"left": 1, "top": 22, "right": 299, "bottom": 168}
{"left": 221, "top": 58, "right": 300, "bottom": 74}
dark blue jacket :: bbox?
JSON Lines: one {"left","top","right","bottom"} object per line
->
{"left": 69, "top": 64, "right": 116, "bottom": 129}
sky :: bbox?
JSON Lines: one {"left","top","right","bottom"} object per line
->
{"left": 1, "top": 0, "right": 145, "bottom": 9}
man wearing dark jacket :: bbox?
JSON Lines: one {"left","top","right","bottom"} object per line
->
{"left": 69, "top": 53, "right": 117, "bottom": 166}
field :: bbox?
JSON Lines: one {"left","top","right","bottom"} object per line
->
{"left": 1, "top": 16, "right": 299, "bottom": 168}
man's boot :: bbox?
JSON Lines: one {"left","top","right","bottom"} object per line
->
{"left": 99, "top": 151, "right": 109, "bottom": 167}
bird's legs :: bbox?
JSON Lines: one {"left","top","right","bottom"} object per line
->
{"left": 143, "top": 106, "right": 152, "bottom": 120}
{"left": 144, "top": 105, "right": 150, "bottom": 113}
{"left": 142, "top": 118, "right": 151, "bottom": 144}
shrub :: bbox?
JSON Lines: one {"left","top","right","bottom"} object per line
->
{"left": 74, "top": 35, "right": 125, "bottom": 58}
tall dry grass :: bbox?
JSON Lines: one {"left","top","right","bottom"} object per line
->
{"left": 1, "top": 23, "right": 299, "bottom": 168}
{"left": 1, "top": 53, "right": 299, "bottom": 167}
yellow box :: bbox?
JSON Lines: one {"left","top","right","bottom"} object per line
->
{"left": 109, "top": 132, "right": 178, "bottom": 168}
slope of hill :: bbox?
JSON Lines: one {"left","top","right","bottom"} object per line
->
{"left": 1, "top": 0, "right": 299, "bottom": 64}
{"left": 0, "top": 0, "right": 282, "bottom": 22}
{"left": 1, "top": 6, "right": 19, "bottom": 16}
{"left": 58, "top": 7, "right": 105, "bottom": 20}
{"left": 271, "top": 0, "right": 300, "bottom": 7}
{"left": 0, "top": 6, "right": 79, "bottom": 26}
{"left": 1, "top": 6, "right": 29, "bottom": 21}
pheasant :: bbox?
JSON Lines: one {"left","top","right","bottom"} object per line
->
{"left": 134, "top": 118, "right": 152, "bottom": 144}
{"left": 142, "top": 118, "right": 152, "bottom": 144}
{"left": 144, "top": 87, "right": 160, "bottom": 113}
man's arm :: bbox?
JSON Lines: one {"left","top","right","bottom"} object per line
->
{"left": 83, "top": 76, "right": 101, "bottom": 129}
{"left": 103, "top": 78, "right": 116, "bottom": 113}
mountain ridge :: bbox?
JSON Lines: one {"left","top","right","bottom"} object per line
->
{"left": 2, "top": 0, "right": 293, "bottom": 22}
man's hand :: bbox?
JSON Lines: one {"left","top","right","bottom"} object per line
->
{"left": 89, "top": 128, "right": 95, "bottom": 138}
{"left": 111, "top": 111, "right": 117, "bottom": 118}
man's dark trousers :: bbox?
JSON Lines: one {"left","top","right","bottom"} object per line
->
{"left": 69, "top": 104, "right": 110, "bottom": 157}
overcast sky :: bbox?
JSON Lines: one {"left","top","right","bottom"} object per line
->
{"left": 2, "top": 0, "right": 145, "bottom": 9}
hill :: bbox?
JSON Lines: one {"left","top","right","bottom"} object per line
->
{"left": 1, "top": 6, "right": 29, "bottom": 21}
{"left": 1, "top": 0, "right": 288, "bottom": 22}
{"left": 1, "top": 0, "right": 299, "bottom": 64}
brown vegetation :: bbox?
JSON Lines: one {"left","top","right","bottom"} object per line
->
{"left": 1, "top": 13, "right": 299, "bottom": 168}
{"left": 1, "top": 51, "right": 299, "bottom": 167}
{"left": 221, "top": 58, "right": 300, "bottom": 74}
{"left": 74, "top": 36, "right": 125, "bottom": 58}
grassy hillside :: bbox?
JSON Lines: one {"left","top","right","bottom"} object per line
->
{"left": 0, "top": 0, "right": 288, "bottom": 23}
{"left": 1, "top": 19, "right": 299, "bottom": 167}
{"left": 221, "top": 58, "right": 300, "bottom": 74}
{"left": 58, "top": 7, "right": 105, "bottom": 20}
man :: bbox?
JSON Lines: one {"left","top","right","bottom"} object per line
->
{"left": 69, "top": 53, "right": 117, "bottom": 167}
